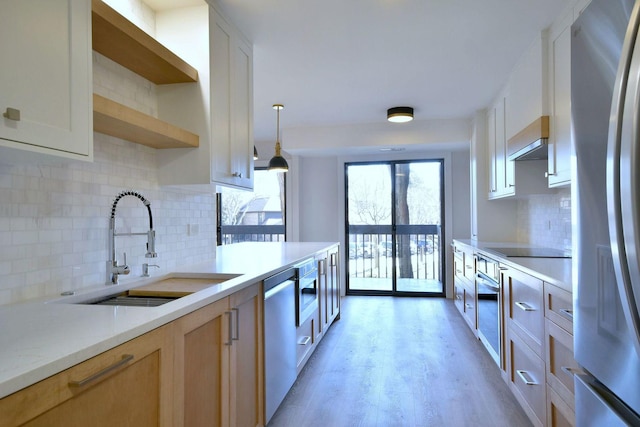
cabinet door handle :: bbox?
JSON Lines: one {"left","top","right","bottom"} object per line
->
{"left": 232, "top": 172, "right": 243, "bottom": 178}
{"left": 330, "top": 252, "right": 337, "bottom": 267}
{"left": 516, "top": 370, "right": 537, "bottom": 385}
{"left": 232, "top": 307, "right": 240, "bottom": 341}
{"left": 545, "top": 171, "right": 557, "bottom": 178}
{"left": 559, "top": 308, "right": 574, "bottom": 320}
{"left": 465, "top": 303, "right": 473, "bottom": 309}
{"left": 298, "top": 336, "right": 311, "bottom": 346}
{"left": 69, "top": 354, "right": 134, "bottom": 388}
{"left": 515, "top": 301, "right": 535, "bottom": 312}
{"left": 225, "top": 311, "right": 233, "bottom": 346}
{"left": 3, "top": 107, "right": 20, "bottom": 121}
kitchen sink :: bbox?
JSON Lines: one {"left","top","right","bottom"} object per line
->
{"left": 57, "top": 274, "right": 241, "bottom": 307}
{"left": 86, "top": 292, "right": 179, "bottom": 307}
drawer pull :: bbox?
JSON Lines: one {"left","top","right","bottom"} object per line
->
{"left": 69, "top": 354, "right": 134, "bottom": 388}
{"left": 298, "top": 336, "right": 311, "bottom": 346}
{"left": 465, "top": 303, "right": 473, "bottom": 309}
{"left": 225, "top": 311, "right": 233, "bottom": 346}
{"left": 456, "top": 268, "right": 463, "bottom": 275}
{"left": 516, "top": 369, "right": 537, "bottom": 386}
{"left": 559, "top": 308, "right": 574, "bottom": 320}
{"left": 515, "top": 301, "right": 535, "bottom": 312}
{"left": 232, "top": 307, "right": 240, "bottom": 341}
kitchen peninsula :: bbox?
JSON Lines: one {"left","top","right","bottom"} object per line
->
{"left": 0, "top": 242, "right": 340, "bottom": 427}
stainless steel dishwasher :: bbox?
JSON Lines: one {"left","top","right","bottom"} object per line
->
{"left": 264, "top": 267, "right": 297, "bottom": 424}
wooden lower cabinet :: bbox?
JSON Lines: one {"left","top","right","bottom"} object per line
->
{"left": 547, "top": 385, "right": 575, "bottom": 427}
{"left": 508, "top": 328, "right": 546, "bottom": 427}
{"left": 0, "top": 282, "right": 263, "bottom": 427}
{"left": 228, "top": 283, "right": 263, "bottom": 427}
{"left": 316, "top": 246, "right": 341, "bottom": 337}
{"left": 174, "top": 283, "right": 263, "bottom": 427}
{"left": 0, "top": 324, "right": 174, "bottom": 427}
{"left": 175, "top": 297, "right": 229, "bottom": 426}
{"left": 327, "top": 248, "right": 340, "bottom": 325}
{"left": 544, "top": 282, "right": 579, "bottom": 427}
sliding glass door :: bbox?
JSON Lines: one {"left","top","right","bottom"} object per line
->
{"left": 346, "top": 160, "right": 444, "bottom": 296}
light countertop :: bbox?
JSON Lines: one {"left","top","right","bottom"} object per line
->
{"left": 0, "top": 242, "right": 338, "bottom": 399}
{"left": 454, "top": 239, "right": 572, "bottom": 292}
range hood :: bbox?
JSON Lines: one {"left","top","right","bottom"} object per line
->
{"left": 507, "top": 116, "right": 549, "bottom": 161}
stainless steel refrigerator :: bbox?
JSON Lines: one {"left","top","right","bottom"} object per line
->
{"left": 572, "top": 0, "right": 640, "bottom": 424}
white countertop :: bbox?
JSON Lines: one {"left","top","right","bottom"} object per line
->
{"left": 0, "top": 242, "right": 338, "bottom": 399}
{"left": 454, "top": 239, "right": 572, "bottom": 292}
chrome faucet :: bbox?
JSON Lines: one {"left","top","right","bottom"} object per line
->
{"left": 107, "top": 190, "right": 157, "bottom": 285}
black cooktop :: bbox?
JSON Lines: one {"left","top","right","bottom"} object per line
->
{"left": 484, "top": 247, "right": 571, "bottom": 258}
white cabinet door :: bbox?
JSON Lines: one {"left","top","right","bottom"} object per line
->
{"left": 488, "top": 96, "right": 515, "bottom": 199}
{"left": 230, "top": 35, "right": 254, "bottom": 189}
{"left": 0, "top": 0, "right": 91, "bottom": 159}
{"left": 548, "top": 18, "right": 572, "bottom": 187}
{"left": 211, "top": 8, "right": 254, "bottom": 190}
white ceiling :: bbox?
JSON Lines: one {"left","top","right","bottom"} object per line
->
{"left": 150, "top": 0, "right": 571, "bottom": 153}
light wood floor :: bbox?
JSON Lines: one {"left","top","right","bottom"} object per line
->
{"left": 269, "top": 296, "right": 532, "bottom": 427}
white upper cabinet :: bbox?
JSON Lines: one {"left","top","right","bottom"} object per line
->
{"left": 211, "top": 10, "right": 254, "bottom": 189}
{"left": 156, "top": 3, "right": 254, "bottom": 190}
{"left": 0, "top": 0, "right": 92, "bottom": 160}
{"left": 487, "top": 95, "right": 516, "bottom": 199}
{"left": 547, "top": 10, "right": 573, "bottom": 187}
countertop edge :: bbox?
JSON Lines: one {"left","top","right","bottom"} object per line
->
{"left": 453, "top": 239, "right": 572, "bottom": 292}
{"left": 0, "top": 242, "right": 339, "bottom": 399}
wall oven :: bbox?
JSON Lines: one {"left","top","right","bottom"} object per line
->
{"left": 475, "top": 254, "right": 502, "bottom": 367}
{"left": 295, "top": 258, "right": 318, "bottom": 326}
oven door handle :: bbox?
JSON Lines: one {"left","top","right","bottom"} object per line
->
{"left": 476, "top": 272, "right": 500, "bottom": 292}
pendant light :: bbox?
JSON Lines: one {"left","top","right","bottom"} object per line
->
{"left": 268, "top": 104, "right": 289, "bottom": 172}
{"left": 253, "top": 146, "right": 258, "bottom": 160}
{"left": 387, "top": 106, "right": 414, "bottom": 123}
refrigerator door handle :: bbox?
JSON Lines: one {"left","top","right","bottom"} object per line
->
{"left": 607, "top": 0, "right": 640, "bottom": 356}
{"left": 575, "top": 373, "right": 640, "bottom": 426}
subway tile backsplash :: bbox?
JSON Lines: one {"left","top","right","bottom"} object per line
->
{"left": 0, "top": 134, "right": 216, "bottom": 305}
{"left": 517, "top": 188, "right": 572, "bottom": 253}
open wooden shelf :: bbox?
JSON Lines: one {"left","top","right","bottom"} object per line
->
{"left": 93, "top": 94, "right": 199, "bottom": 149}
{"left": 92, "top": 0, "right": 198, "bottom": 84}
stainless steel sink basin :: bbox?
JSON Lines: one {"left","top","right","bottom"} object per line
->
{"left": 59, "top": 275, "right": 242, "bottom": 307}
{"left": 90, "top": 294, "right": 178, "bottom": 307}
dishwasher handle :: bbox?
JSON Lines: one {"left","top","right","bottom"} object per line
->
{"left": 265, "top": 279, "right": 295, "bottom": 300}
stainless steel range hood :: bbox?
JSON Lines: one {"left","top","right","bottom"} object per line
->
{"left": 507, "top": 116, "right": 550, "bottom": 161}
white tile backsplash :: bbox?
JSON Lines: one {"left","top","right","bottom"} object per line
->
{"left": 0, "top": 135, "right": 216, "bottom": 305}
{"left": 517, "top": 187, "right": 572, "bottom": 252}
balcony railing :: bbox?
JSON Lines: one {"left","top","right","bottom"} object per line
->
{"left": 220, "top": 225, "right": 285, "bottom": 244}
{"left": 348, "top": 224, "right": 441, "bottom": 283}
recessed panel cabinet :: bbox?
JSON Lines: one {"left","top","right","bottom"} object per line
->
{"left": 0, "top": 325, "right": 173, "bottom": 427}
{"left": 0, "top": 0, "right": 92, "bottom": 160}
{"left": 156, "top": 4, "right": 254, "bottom": 190}
{"left": 174, "top": 283, "right": 262, "bottom": 427}
{"left": 547, "top": 10, "right": 573, "bottom": 188}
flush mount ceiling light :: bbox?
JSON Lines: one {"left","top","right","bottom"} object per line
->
{"left": 268, "top": 104, "right": 289, "bottom": 172}
{"left": 387, "top": 106, "right": 414, "bottom": 123}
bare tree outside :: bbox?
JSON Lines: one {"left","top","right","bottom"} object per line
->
{"left": 395, "top": 163, "right": 413, "bottom": 278}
